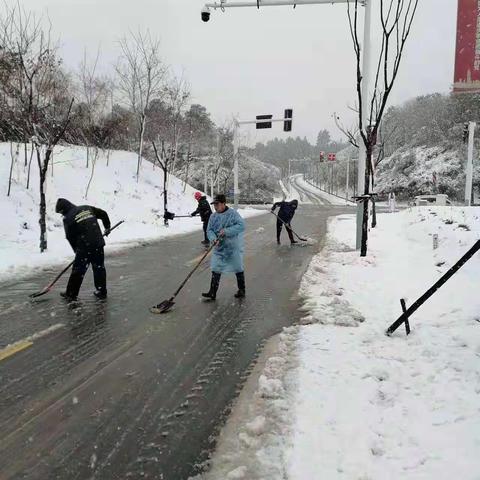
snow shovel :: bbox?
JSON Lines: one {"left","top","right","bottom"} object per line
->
{"left": 150, "top": 239, "right": 219, "bottom": 314}
{"left": 164, "top": 210, "right": 193, "bottom": 220}
{"left": 29, "top": 220, "right": 124, "bottom": 299}
{"left": 269, "top": 211, "right": 307, "bottom": 242}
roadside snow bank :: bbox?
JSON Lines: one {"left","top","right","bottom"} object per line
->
{"left": 0, "top": 143, "right": 263, "bottom": 282}
{"left": 200, "top": 206, "right": 480, "bottom": 480}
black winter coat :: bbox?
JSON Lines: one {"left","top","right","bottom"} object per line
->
{"left": 272, "top": 200, "right": 298, "bottom": 223}
{"left": 191, "top": 196, "right": 212, "bottom": 222}
{"left": 55, "top": 198, "right": 111, "bottom": 252}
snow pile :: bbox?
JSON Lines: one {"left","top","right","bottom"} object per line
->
{"left": 0, "top": 143, "right": 263, "bottom": 281}
{"left": 196, "top": 328, "right": 299, "bottom": 480}
{"left": 202, "top": 205, "right": 480, "bottom": 479}
{"left": 289, "top": 206, "right": 480, "bottom": 479}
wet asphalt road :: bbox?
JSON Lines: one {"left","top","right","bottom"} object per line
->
{"left": 0, "top": 202, "right": 353, "bottom": 480}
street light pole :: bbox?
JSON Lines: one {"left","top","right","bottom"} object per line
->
{"left": 356, "top": 0, "right": 371, "bottom": 249}
{"left": 233, "top": 120, "right": 239, "bottom": 209}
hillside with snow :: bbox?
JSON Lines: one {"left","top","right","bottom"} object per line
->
{"left": 178, "top": 153, "right": 281, "bottom": 203}
{"left": 0, "top": 143, "right": 262, "bottom": 281}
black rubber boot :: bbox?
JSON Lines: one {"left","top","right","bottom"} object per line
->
{"left": 60, "top": 291, "right": 77, "bottom": 302}
{"left": 93, "top": 290, "right": 107, "bottom": 300}
{"left": 234, "top": 272, "right": 246, "bottom": 298}
{"left": 202, "top": 272, "right": 221, "bottom": 300}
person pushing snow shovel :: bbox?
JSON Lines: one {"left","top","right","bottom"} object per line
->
{"left": 271, "top": 199, "right": 298, "bottom": 245}
{"left": 202, "top": 194, "right": 246, "bottom": 301}
{"left": 191, "top": 191, "right": 212, "bottom": 245}
{"left": 55, "top": 198, "right": 111, "bottom": 301}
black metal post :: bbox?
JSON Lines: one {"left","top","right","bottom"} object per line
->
{"left": 386, "top": 239, "right": 480, "bottom": 335}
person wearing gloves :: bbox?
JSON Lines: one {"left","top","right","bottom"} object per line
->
{"left": 55, "top": 198, "right": 111, "bottom": 301}
{"left": 191, "top": 191, "right": 212, "bottom": 245}
{"left": 202, "top": 194, "right": 246, "bottom": 300}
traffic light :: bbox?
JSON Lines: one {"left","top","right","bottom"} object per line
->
{"left": 463, "top": 122, "right": 469, "bottom": 143}
{"left": 284, "top": 109, "right": 292, "bottom": 132}
{"left": 256, "top": 114, "right": 272, "bottom": 129}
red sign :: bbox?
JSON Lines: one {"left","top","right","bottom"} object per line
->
{"left": 453, "top": 0, "right": 480, "bottom": 94}
{"left": 327, "top": 152, "right": 336, "bottom": 161}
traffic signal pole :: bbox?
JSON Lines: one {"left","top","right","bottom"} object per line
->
{"left": 202, "top": 0, "right": 372, "bottom": 249}
{"left": 232, "top": 114, "right": 292, "bottom": 209}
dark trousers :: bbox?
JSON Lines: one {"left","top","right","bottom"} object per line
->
{"left": 66, "top": 247, "right": 106, "bottom": 299}
{"left": 276, "top": 219, "right": 294, "bottom": 243}
{"left": 210, "top": 271, "right": 245, "bottom": 293}
{"left": 202, "top": 221, "right": 209, "bottom": 242}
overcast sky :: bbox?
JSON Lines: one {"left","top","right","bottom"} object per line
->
{"left": 21, "top": 0, "right": 457, "bottom": 145}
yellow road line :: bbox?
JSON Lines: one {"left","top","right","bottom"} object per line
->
{"left": 0, "top": 340, "right": 33, "bottom": 361}
{"left": 0, "top": 323, "right": 64, "bottom": 363}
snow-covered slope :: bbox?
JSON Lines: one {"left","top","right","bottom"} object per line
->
{"left": 0, "top": 143, "right": 260, "bottom": 281}
{"left": 375, "top": 145, "right": 465, "bottom": 200}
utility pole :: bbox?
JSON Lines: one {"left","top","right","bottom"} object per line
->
{"left": 201, "top": 0, "right": 371, "bottom": 248}
{"left": 465, "top": 121, "right": 476, "bottom": 206}
{"left": 204, "top": 162, "right": 208, "bottom": 194}
{"left": 233, "top": 120, "right": 239, "bottom": 209}
{"left": 356, "top": 0, "right": 372, "bottom": 249}
{"left": 233, "top": 113, "right": 292, "bottom": 209}
{"left": 345, "top": 156, "right": 350, "bottom": 204}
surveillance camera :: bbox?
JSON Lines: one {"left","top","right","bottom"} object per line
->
{"left": 201, "top": 6, "right": 210, "bottom": 22}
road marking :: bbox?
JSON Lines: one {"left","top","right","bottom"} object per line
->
{"left": 0, "top": 340, "right": 33, "bottom": 361}
{"left": 0, "top": 323, "right": 65, "bottom": 363}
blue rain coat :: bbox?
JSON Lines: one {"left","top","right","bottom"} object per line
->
{"left": 207, "top": 207, "right": 245, "bottom": 273}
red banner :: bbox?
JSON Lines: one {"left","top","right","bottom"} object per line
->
{"left": 453, "top": 0, "right": 480, "bottom": 93}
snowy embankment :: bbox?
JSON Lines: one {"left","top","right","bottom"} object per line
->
{"left": 296, "top": 174, "right": 356, "bottom": 206}
{"left": 199, "top": 206, "right": 480, "bottom": 480}
{"left": 0, "top": 143, "right": 263, "bottom": 282}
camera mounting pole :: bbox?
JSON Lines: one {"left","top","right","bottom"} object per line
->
{"left": 202, "top": 0, "right": 372, "bottom": 250}
{"left": 205, "top": 0, "right": 351, "bottom": 8}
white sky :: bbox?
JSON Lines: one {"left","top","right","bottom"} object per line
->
{"left": 20, "top": 0, "right": 457, "bottom": 145}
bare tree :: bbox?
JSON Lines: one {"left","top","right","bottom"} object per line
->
{"left": 161, "top": 73, "right": 190, "bottom": 175}
{"left": 152, "top": 140, "right": 171, "bottom": 226}
{"left": 346, "top": 0, "right": 418, "bottom": 256}
{"left": 115, "top": 30, "right": 166, "bottom": 181}
{"left": 0, "top": 2, "right": 74, "bottom": 252}
{"left": 7, "top": 142, "right": 19, "bottom": 196}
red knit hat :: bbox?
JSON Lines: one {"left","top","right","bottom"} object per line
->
{"left": 194, "top": 191, "right": 202, "bottom": 201}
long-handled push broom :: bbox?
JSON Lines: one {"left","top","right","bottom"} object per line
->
{"left": 269, "top": 211, "right": 307, "bottom": 242}
{"left": 150, "top": 239, "right": 219, "bottom": 314}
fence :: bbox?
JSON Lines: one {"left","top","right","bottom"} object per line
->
{"left": 304, "top": 158, "right": 358, "bottom": 202}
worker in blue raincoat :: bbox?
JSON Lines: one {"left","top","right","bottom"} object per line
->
{"left": 202, "top": 194, "right": 246, "bottom": 300}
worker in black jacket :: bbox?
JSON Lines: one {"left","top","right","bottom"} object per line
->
{"left": 271, "top": 199, "right": 298, "bottom": 245}
{"left": 55, "top": 198, "right": 111, "bottom": 301}
{"left": 191, "top": 191, "right": 212, "bottom": 245}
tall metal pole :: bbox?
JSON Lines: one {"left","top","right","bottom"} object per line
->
{"left": 233, "top": 121, "right": 239, "bottom": 209}
{"left": 465, "top": 121, "right": 476, "bottom": 206}
{"left": 204, "top": 162, "right": 208, "bottom": 194}
{"left": 345, "top": 156, "right": 350, "bottom": 204}
{"left": 356, "top": 0, "right": 372, "bottom": 249}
